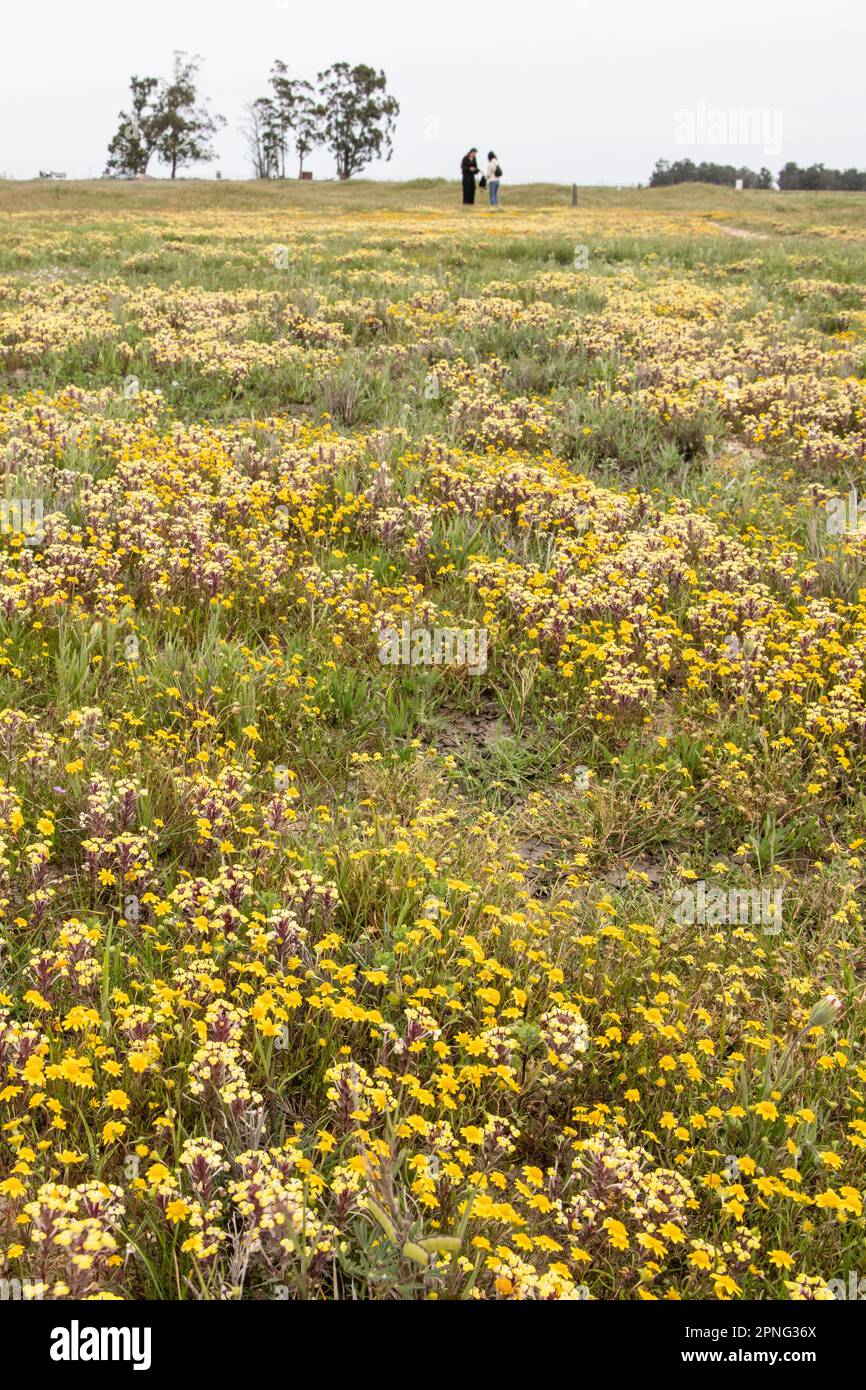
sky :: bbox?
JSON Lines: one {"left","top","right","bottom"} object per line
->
{"left": 1, "top": 0, "right": 864, "bottom": 184}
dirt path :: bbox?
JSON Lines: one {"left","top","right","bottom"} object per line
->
{"left": 713, "top": 222, "right": 770, "bottom": 240}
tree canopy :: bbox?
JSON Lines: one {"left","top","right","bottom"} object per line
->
{"left": 105, "top": 54, "right": 225, "bottom": 178}
{"left": 317, "top": 63, "right": 399, "bottom": 181}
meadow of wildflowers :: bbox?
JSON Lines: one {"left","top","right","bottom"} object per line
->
{"left": 0, "top": 181, "right": 865, "bottom": 1302}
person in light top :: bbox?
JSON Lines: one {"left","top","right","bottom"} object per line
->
{"left": 486, "top": 152, "right": 502, "bottom": 209}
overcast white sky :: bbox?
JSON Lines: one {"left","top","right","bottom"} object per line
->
{"left": 1, "top": 0, "right": 863, "bottom": 183}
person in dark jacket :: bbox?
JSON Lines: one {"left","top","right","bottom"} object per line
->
{"left": 461, "top": 149, "right": 479, "bottom": 205}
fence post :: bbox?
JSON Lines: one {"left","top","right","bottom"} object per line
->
{"left": 572, "top": 183, "right": 578, "bottom": 207}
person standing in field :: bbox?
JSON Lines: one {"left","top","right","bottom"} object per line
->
{"left": 461, "top": 148, "right": 479, "bottom": 206}
{"left": 486, "top": 152, "right": 502, "bottom": 209}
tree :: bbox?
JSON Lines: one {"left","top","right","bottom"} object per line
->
{"left": 258, "top": 96, "right": 287, "bottom": 179}
{"left": 317, "top": 62, "right": 398, "bottom": 180}
{"left": 841, "top": 168, "right": 866, "bottom": 192}
{"left": 154, "top": 52, "right": 225, "bottom": 179}
{"left": 241, "top": 99, "right": 278, "bottom": 180}
{"left": 649, "top": 158, "right": 775, "bottom": 189}
{"left": 777, "top": 161, "right": 866, "bottom": 190}
{"left": 292, "top": 93, "right": 324, "bottom": 178}
{"left": 270, "top": 63, "right": 323, "bottom": 177}
{"left": 247, "top": 64, "right": 323, "bottom": 178}
{"left": 104, "top": 77, "right": 161, "bottom": 176}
